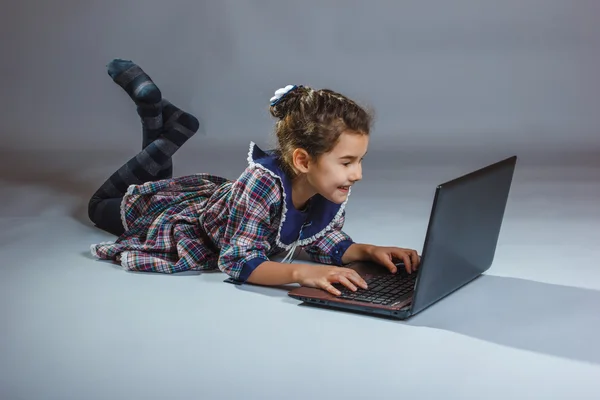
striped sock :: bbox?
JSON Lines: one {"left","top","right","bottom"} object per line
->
{"left": 137, "top": 102, "right": 163, "bottom": 149}
{"left": 107, "top": 59, "right": 161, "bottom": 105}
{"left": 107, "top": 59, "right": 166, "bottom": 153}
{"left": 92, "top": 108, "right": 199, "bottom": 199}
{"left": 151, "top": 99, "right": 195, "bottom": 179}
{"left": 131, "top": 99, "right": 193, "bottom": 181}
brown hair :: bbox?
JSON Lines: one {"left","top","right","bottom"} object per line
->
{"left": 269, "top": 85, "right": 373, "bottom": 178}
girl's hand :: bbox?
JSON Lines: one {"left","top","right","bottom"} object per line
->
{"left": 368, "top": 246, "right": 421, "bottom": 274}
{"left": 294, "top": 264, "right": 368, "bottom": 296}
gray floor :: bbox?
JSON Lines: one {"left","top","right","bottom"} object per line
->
{"left": 2, "top": 143, "right": 599, "bottom": 399}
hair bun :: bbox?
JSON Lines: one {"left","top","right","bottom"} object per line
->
{"left": 269, "top": 84, "right": 303, "bottom": 119}
{"left": 270, "top": 85, "right": 297, "bottom": 105}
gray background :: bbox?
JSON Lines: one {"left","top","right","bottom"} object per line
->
{"left": 1, "top": 1, "right": 600, "bottom": 399}
{"left": 2, "top": 0, "right": 599, "bottom": 156}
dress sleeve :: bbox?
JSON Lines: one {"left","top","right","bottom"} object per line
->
{"left": 302, "top": 210, "right": 355, "bottom": 266}
{"left": 217, "top": 167, "right": 281, "bottom": 282}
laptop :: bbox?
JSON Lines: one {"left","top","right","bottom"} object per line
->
{"left": 287, "top": 155, "right": 517, "bottom": 319}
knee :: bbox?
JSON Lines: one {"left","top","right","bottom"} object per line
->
{"left": 86, "top": 196, "right": 126, "bottom": 237}
{"left": 88, "top": 195, "right": 101, "bottom": 225}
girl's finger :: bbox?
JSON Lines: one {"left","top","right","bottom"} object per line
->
{"left": 385, "top": 257, "right": 398, "bottom": 274}
{"left": 337, "top": 268, "right": 367, "bottom": 289}
{"left": 335, "top": 275, "right": 358, "bottom": 292}
{"left": 394, "top": 251, "right": 412, "bottom": 273}
{"left": 322, "top": 282, "right": 341, "bottom": 296}
{"left": 410, "top": 251, "right": 420, "bottom": 271}
{"left": 343, "top": 269, "right": 368, "bottom": 289}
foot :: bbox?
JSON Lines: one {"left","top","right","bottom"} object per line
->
{"left": 107, "top": 59, "right": 162, "bottom": 105}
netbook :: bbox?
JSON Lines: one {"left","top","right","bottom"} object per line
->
{"left": 288, "top": 155, "right": 517, "bottom": 319}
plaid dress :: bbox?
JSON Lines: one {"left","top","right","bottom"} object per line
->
{"left": 90, "top": 142, "right": 355, "bottom": 282}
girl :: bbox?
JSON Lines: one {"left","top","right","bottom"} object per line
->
{"left": 89, "top": 59, "right": 420, "bottom": 296}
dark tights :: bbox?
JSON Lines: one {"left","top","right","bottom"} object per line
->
{"left": 88, "top": 59, "right": 199, "bottom": 236}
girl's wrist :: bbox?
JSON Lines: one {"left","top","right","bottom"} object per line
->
{"left": 361, "top": 244, "right": 377, "bottom": 261}
{"left": 342, "top": 243, "right": 376, "bottom": 264}
{"left": 291, "top": 263, "right": 309, "bottom": 284}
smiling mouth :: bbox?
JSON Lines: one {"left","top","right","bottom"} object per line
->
{"left": 338, "top": 186, "right": 350, "bottom": 191}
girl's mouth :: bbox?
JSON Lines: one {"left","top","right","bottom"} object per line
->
{"left": 338, "top": 186, "right": 349, "bottom": 192}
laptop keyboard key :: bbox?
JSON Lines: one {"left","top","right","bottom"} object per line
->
{"left": 332, "top": 273, "right": 416, "bottom": 305}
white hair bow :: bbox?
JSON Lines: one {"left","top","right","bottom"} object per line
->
{"left": 270, "top": 84, "right": 297, "bottom": 105}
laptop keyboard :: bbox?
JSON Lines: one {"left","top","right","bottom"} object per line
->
{"left": 334, "top": 273, "right": 416, "bottom": 305}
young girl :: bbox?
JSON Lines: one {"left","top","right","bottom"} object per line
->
{"left": 89, "top": 59, "right": 420, "bottom": 296}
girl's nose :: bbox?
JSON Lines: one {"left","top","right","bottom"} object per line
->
{"left": 350, "top": 166, "right": 362, "bottom": 182}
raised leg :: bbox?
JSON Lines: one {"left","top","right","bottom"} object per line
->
{"left": 88, "top": 59, "right": 199, "bottom": 235}
{"left": 88, "top": 107, "right": 199, "bottom": 235}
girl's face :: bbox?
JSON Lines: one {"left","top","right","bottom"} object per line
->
{"left": 307, "top": 131, "right": 369, "bottom": 204}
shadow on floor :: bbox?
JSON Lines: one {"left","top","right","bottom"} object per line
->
{"left": 242, "top": 273, "right": 600, "bottom": 366}
{"left": 405, "top": 275, "right": 600, "bottom": 365}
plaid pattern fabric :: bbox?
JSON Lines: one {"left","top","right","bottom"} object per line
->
{"left": 204, "top": 166, "right": 283, "bottom": 281}
{"left": 90, "top": 173, "right": 229, "bottom": 274}
{"left": 91, "top": 163, "right": 354, "bottom": 281}
{"left": 302, "top": 211, "right": 354, "bottom": 266}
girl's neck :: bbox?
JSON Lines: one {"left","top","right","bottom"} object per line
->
{"left": 291, "top": 174, "right": 316, "bottom": 211}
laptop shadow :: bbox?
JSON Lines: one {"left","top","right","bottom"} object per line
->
{"left": 238, "top": 272, "right": 600, "bottom": 365}
{"left": 406, "top": 275, "right": 600, "bottom": 365}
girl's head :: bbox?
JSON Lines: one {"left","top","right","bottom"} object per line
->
{"left": 269, "top": 85, "right": 373, "bottom": 205}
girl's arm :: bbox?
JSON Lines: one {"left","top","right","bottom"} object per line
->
{"left": 246, "top": 260, "right": 368, "bottom": 294}
{"left": 341, "top": 243, "right": 376, "bottom": 264}
{"left": 245, "top": 261, "right": 300, "bottom": 286}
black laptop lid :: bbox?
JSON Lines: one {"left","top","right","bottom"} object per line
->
{"left": 409, "top": 156, "right": 517, "bottom": 316}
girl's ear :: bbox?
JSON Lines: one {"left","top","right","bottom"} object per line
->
{"left": 291, "top": 148, "right": 311, "bottom": 174}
